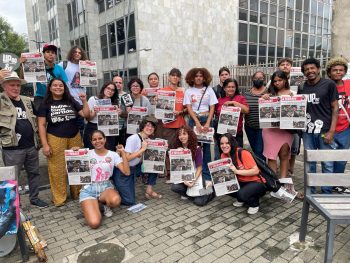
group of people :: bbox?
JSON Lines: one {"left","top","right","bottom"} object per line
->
{"left": 1, "top": 43, "right": 349, "bottom": 229}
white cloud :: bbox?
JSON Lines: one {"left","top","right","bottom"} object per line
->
{"left": 0, "top": 0, "right": 27, "bottom": 35}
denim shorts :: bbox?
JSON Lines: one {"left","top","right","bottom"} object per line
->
{"left": 79, "top": 180, "right": 115, "bottom": 202}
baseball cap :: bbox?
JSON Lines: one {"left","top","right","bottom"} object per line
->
{"left": 0, "top": 71, "right": 27, "bottom": 86}
{"left": 42, "top": 43, "right": 58, "bottom": 54}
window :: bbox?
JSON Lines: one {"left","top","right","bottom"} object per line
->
{"left": 100, "top": 25, "right": 108, "bottom": 59}
{"left": 250, "top": 11, "right": 258, "bottom": 23}
{"left": 72, "top": 0, "right": 78, "bottom": 28}
{"left": 32, "top": 3, "right": 39, "bottom": 24}
{"left": 249, "top": 24, "right": 258, "bottom": 43}
{"left": 277, "top": 30, "right": 284, "bottom": 46}
{"left": 67, "top": 3, "right": 73, "bottom": 31}
{"left": 259, "top": 26, "right": 267, "bottom": 44}
{"left": 268, "top": 46, "right": 275, "bottom": 57}
{"left": 295, "top": 11, "right": 302, "bottom": 31}
{"left": 239, "top": 23, "right": 248, "bottom": 42}
{"left": 259, "top": 45, "right": 266, "bottom": 57}
{"left": 48, "top": 17, "right": 58, "bottom": 41}
{"left": 238, "top": 55, "right": 247, "bottom": 65}
{"left": 260, "top": 2, "right": 268, "bottom": 13}
{"left": 269, "top": 28, "right": 276, "bottom": 45}
{"left": 239, "top": 8, "right": 248, "bottom": 21}
{"left": 249, "top": 44, "right": 257, "bottom": 55}
{"left": 46, "top": 0, "right": 55, "bottom": 11}
{"left": 294, "top": 33, "right": 301, "bottom": 49}
{"left": 304, "top": 0, "right": 310, "bottom": 12}
{"left": 295, "top": 0, "right": 302, "bottom": 10}
{"left": 238, "top": 43, "right": 247, "bottom": 55}
{"left": 239, "top": 0, "right": 248, "bottom": 9}
{"left": 98, "top": 0, "right": 105, "bottom": 13}
{"left": 117, "top": 18, "right": 125, "bottom": 55}
{"left": 302, "top": 34, "right": 308, "bottom": 49}
{"left": 250, "top": 0, "right": 258, "bottom": 11}
{"left": 108, "top": 22, "right": 117, "bottom": 57}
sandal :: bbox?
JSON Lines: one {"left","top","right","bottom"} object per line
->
{"left": 296, "top": 192, "right": 304, "bottom": 200}
{"left": 145, "top": 192, "right": 163, "bottom": 199}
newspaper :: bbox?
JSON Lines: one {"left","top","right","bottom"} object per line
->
{"left": 280, "top": 95, "right": 307, "bottom": 130}
{"left": 208, "top": 158, "right": 240, "bottom": 196}
{"left": 79, "top": 61, "right": 97, "bottom": 87}
{"left": 95, "top": 98, "right": 111, "bottom": 106}
{"left": 217, "top": 106, "right": 241, "bottom": 135}
{"left": 194, "top": 126, "right": 215, "bottom": 144}
{"left": 96, "top": 105, "right": 119, "bottom": 136}
{"left": 126, "top": 106, "right": 148, "bottom": 134}
{"left": 155, "top": 90, "right": 176, "bottom": 121}
{"left": 290, "top": 67, "right": 305, "bottom": 93}
{"left": 259, "top": 97, "right": 280, "bottom": 128}
{"left": 21, "top": 52, "right": 46, "bottom": 83}
{"left": 142, "top": 139, "right": 168, "bottom": 174}
{"left": 144, "top": 88, "right": 158, "bottom": 113}
{"left": 121, "top": 93, "right": 133, "bottom": 107}
{"left": 65, "top": 149, "right": 91, "bottom": 185}
{"left": 169, "top": 148, "right": 195, "bottom": 183}
{"left": 278, "top": 178, "right": 298, "bottom": 203}
{"left": 127, "top": 203, "right": 147, "bottom": 213}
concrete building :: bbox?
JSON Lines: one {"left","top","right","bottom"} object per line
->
{"left": 25, "top": 0, "right": 333, "bottom": 85}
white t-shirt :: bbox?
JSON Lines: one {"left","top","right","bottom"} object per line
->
{"left": 87, "top": 96, "right": 99, "bottom": 123}
{"left": 58, "top": 61, "right": 86, "bottom": 105}
{"left": 183, "top": 87, "right": 218, "bottom": 113}
{"left": 89, "top": 150, "right": 122, "bottom": 182}
{"left": 125, "top": 133, "right": 142, "bottom": 167}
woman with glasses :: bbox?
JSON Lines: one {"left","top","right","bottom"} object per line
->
{"left": 83, "top": 81, "right": 121, "bottom": 150}
{"left": 127, "top": 78, "right": 152, "bottom": 117}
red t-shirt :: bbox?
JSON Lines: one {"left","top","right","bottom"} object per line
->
{"left": 160, "top": 86, "right": 186, "bottom": 128}
{"left": 221, "top": 151, "right": 264, "bottom": 183}
{"left": 215, "top": 95, "right": 248, "bottom": 134}
{"left": 336, "top": 79, "right": 350, "bottom": 133}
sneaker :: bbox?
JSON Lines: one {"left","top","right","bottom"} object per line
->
{"left": 247, "top": 206, "right": 259, "bottom": 215}
{"left": 103, "top": 205, "right": 113, "bottom": 217}
{"left": 31, "top": 199, "right": 49, "bottom": 208}
{"left": 233, "top": 201, "right": 244, "bottom": 207}
{"left": 24, "top": 185, "right": 30, "bottom": 192}
{"left": 343, "top": 187, "right": 350, "bottom": 194}
{"left": 180, "top": 196, "right": 188, "bottom": 200}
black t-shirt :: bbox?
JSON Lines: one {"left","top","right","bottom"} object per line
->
{"left": 37, "top": 99, "right": 82, "bottom": 138}
{"left": 4, "top": 99, "right": 35, "bottom": 150}
{"left": 298, "top": 78, "right": 338, "bottom": 133}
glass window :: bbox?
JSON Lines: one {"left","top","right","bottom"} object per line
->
{"left": 294, "top": 49, "right": 301, "bottom": 59}
{"left": 278, "top": 6, "right": 285, "bottom": 19}
{"left": 249, "top": 24, "right": 258, "bottom": 43}
{"left": 270, "top": 16, "right": 276, "bottom": 27}
{"left": 303, "top": 14, "right": 309, "bottom": 32}
{"left": 98, "top": 0, "right": 105, "bottom": 13}
{"left": 311, "top": 0, "right": 317, "bottom": 14}
{"left": 103, "top": 72, "right": 111, "bottom": 82}
{"left": 324, "top": 4, "right": 330, "bottom": 19}
{"left": 72, "top": 0, "right": 78, "bottom": 28}
{"left": 270, "top": 4, "right": 277, "bottom": 15}
{"left": 287, "top": 0, "right": 295, "bottom": 8}
{"left": 249, "top": 56, "right": 257, "bottom": 65}
{"left": 280, "top": 0, "right": 286, "bottom": 6}
{"left": 116, "top": 18, "right": 125, "bottom": 41}
{"left": 239, "top": 0, "right": 248, "bottom": 9}
{"left": 238, "top": 55, "right": 247, "bottom": 65}
{"left": 268, "top": 46, "right": 275, "bottom": 57}
{"left": 294, "top": 33, "right": 301, "bottom": 48}
{"left": 278, "top": 17, "right": 285, "bottom": 28}
{"left": 249, "top": 44, "right": 257, "bottom": 55}
{"left": 239, "top": 23, "right": 248, "bottom": 42}
{"left": 269, "top": 28, "right": 276, "bottom": 45}
{"left": 238, "top": 43, "right": 247, "bottom": 54}
{"left": 285, "top": 48, "right": 292, "bottom": 58}
{"left": 100, "top": 25, "right": 108, "bottom": 59}
{"left": 67, "top": 4, "right": 73, "bottom": 31}
{"left": 295, "top": 0, "right": 302, "bottom": 10}
{"left": 259, "top": 45, "right": 266, "bottom": 57}
{"left": 106, "top": 0, "right": 114, "bottom": 9}
{"left": 129, "top": 68, "right": 138, "bottom": 78}
{"left": 259, "top": 56, "right": 266, "bottom": 65}
{"left": 239, "top": 8, "right": 248, "bottom": 20}
{"left": 304, "top": 0, "right": 310, "bottom": 12}
{"left": 108, "top": 23, "right": 116, "bottom": 57}
{"left": 286, "top": 31, "right": 293, "bottom": 48}
{"left": 318, "top": 2, "right": 323, "bottom": 16}
{"left": 302, "top": 34, "right": 308, "bottom": 49}
{"left": 250, "top": 11, "right": 258, "bottom": 23}
{"left": 316, "top": 37, "right": 322, "bottom": 50}
{"left": 260, "top": 1, "right": 268, "bottom": 13}
{"left": 128, "top": 39, "right": 136, "bottom": 51}
{"left": 118, "top": 43, "right": 125, "bottom": 56}
{"left": 260, "top": 13, "right": 268, "bottom": 25}
{"left": 127, "top": 14, "right": 136, "bottom": 38}
{"left": 277, "top": 30, "right": 284, "bottom": 46}
{"left": 309, "top": 50, "right": 315, "bottom": 58}
{"left": 250, "top": 0, "right": 258, "bottom": 11}
{"left": 259, "top": 26, "right": 267, "bottom": 44}
{"left": 277, "top": 47, "right": 283, "bottom": 57}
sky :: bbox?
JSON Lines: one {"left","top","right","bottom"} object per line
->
{"left": 0, "top": 0, "right": 28, "bottom": 35}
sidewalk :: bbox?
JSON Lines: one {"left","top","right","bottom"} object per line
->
{"left": 2, "top": 155, "right": 350, "bottom": 263}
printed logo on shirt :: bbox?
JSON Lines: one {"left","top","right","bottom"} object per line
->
{"left": 71, "top": 72, "right": 81, "bottom": 88}
{"left": 16, "top": 107, "right": 27, "bottom": 120}
{"left": 50, "top": 105, "right": 76, "bottom": 123}
{"left": 306, "top": 93, "right": 320, "bottom": 104}
{"left": 105, "top": 157, "right": 112, "bottom": 163}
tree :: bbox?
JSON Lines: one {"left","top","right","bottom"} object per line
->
{"left": 0, "top": 16, "right": 26, "bottom": 57}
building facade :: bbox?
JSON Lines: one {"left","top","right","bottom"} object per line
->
{"left": 25, "top": 0, "right": 333, "bottom": 85}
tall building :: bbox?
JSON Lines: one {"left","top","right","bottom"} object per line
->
{"left": 25, "top": 0, "right": 333, "bottom": 84}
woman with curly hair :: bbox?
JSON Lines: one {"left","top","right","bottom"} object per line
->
{"left": 83, "top": 81, "right": 121, "bottom": 150}
{"left": 171, "top": 126, "right": 214, "bottom": 206}
{"left": 183, "top": 67, "right": 218, "bottom": 184}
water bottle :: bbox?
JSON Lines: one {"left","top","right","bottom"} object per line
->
{"left": 321, "top": 133, "right": 338, "bottom": 149}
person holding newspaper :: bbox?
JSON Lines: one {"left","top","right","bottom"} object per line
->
{"left": 84, "top": 81, "right": 121, "bottom": 150}
{"left": 215, "top": 78, "right": 249, "bottom": 148}
{"left": 76, "top": 130, "right": 130, "bottom": 229}
{"left": 219, "top": 133, "right": 266, "bottom": 215}
{"left": 37, "top": 78, "right": 90, "bottom": 207}
{"left": 126, "top": 78, "right": 152, "bottom": 118}
{"left": 113, "top": 116, "right": 161, "bottom": 205}
{"left": 171, "top": 126, "right": 215, "bottom": 206}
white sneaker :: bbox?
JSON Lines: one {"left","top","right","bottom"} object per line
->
{"left": 103, "top": 205, "right": 113, "bottom": 217}
{"left": 180, "top": 196, "right": 188, "bottom": 200}
{"left": 247, "top": 206, "right": 259, "bottom": 214}
{"left": 233, "top": 201, "right": 244, "bottom": 207}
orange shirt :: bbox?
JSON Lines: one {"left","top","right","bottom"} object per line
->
{"left": 160, "top": 86, "right": 186, "bottom": 128}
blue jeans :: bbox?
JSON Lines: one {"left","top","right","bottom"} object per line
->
{"left": 188, "top": 116, "right": 212, "bottom": 181}
{"left": 302, "top": 132, "right": 335, "bottom": 194}
{"left": 244, "top": 125, "right": 264, "bottom": 160}
{"left": 333, "top": 127, "right": 350, "bottom": 173}
{"left": 112, "top": 163, "right": 157, "bottom": 205}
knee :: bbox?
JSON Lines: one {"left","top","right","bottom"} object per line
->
{"left": 86, "top": 216, "right": 102, "bottom": 229}
{"left": 109, "top": 195, "right": 121, "bottom": 208}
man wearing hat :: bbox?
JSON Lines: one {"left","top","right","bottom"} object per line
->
{"left": 21, "top": 43, "right": 68, "bottom": 111}
{"left": 0, "top": 72, "right": 48, "bottom": 207}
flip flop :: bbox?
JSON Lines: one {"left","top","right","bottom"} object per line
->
{"left": 145, "top": 192, "right": 163, "bottom": 199}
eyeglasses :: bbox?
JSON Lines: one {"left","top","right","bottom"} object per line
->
{"left": 131, "top": 84, "right": 141, "bottom": 88}
{"left": 106, "top": 87, "right": 116, "bottom": 92}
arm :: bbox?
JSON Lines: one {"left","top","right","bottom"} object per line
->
{"left": 77, "top": 93, "right": 90, "bottom": 119}
{"left": 224, "top": 101, "right": 249, "bottom": 114}
{"left": 126, "top": 140, "right": 148, "bottom": 162}
{"left": 230, "top": 164, "right": 259, "bottom": 176}
{"left": 186, "top": 104, "right": 202, "bottom": 130}
{"left": 116, "top": 145, "right": 131, "bottom": 175}
{"left": 37, "top": 117, "right": 52, "bottom": 157}
{"left": 323, "top": 100, "right": 339, "bottom": 144}
{"left": 203, "top": 104, "right": 215, "bottom": 130}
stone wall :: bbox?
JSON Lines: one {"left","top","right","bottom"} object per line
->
{"left": 332, "top": 0, "right": 350, "bottom": 60}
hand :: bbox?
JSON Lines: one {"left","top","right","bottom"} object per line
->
{"left": 42, "top": 145, "right": 52, "bottom": 157}
{"left": 224, "top": 101, "right": 235, "bottom": 106}
{"left": 184, "top": 181, "right": 194, "bottom": 188}
{"left": 93, "top": 106, "right": 100, "bottom": 113}
{"left": 174, "top": 111, "right": 181, "bottom": 116}
{"left": 116, "top": 144, "right": 125, "bottom": 154}
{"left": 19, "top": 56, "right": 27, "bottom": 64}
{"left": 323, "top": 131, "right": 335, "bottom": 144}
{"left": 229, "top": 164, "right": 238, "bottom": 174}
{"left": 261, "top": 94, "right": 270, "bottom": 100}
{"left": 203, "top": 123, "right": 210, "bottom": 132}
{"left": 78, "top": 93, "right": 87, "bottom": 102}
{"left": 71, "top": 147, "right": 80, "bottom": 151}
{"left": 116, "top": 106, "right": 122, "bottom": 115}
{"left": 126, "top": 107, "right": 132, "bottom": 113}
{"left": 0, "top": 69, "right": 11, "bottom": 80}
{"left": 205, "top": 181, "right": 213, "bottom": 189}
{"left": 141, "top": 141, "right": 148, "bottom": 150}
{"left": 195, "top": 123, "right": 204, "bottom": 133}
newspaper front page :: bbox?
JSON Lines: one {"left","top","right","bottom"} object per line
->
{"left": 95, "top": 98, "right": 111, "bottom": 106}
{"left": 144, "top": 88, "right": 158, "bottom": 113}
{"left": 126, "top": 106, "right": 148, "bottom": 134}
{"left": 79, "top": 61, "right": 98, "bottom": 87}
{"left": 121, "top": 93, "right": 133, "bottom": 107}
{"left": 259, "top": 97, "right": 280, "bottom": 128}
{"left": 194, "top": 126, "right": 215, "bottom": 144}
{"left": 290, "top": 67, "right": 305, "bottom": 94}
{"left": 96, "top": 105, "right": 119, "bottom": 136}
{"left": 280, "top": 95, "right": 307, "bottom": 129}
{"left": 21, "top": 52, "right": 46, "bottom": 83}
{"left": 65, "top": 149, "right": 91, "bottom": 185}
{"left": 217, "top": 106, "right": 241, "bottom": 135}
{"left": 169, "top": 149, "right": 195, "bottom": 183}
{"left": 155, "top": 90, "right": 176, "bottom": 121}
{"left": 142, "top": 139, "right": 167, "bottom": 174}
{"left": 208, "top": 158, "right": 240, "bottom": 196}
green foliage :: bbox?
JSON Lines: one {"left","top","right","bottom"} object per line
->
{"left": 0, "top": 16, "right": 26, "bottom": 57}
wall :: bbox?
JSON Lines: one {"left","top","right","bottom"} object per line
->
{"left": 332, "top": 0, "right": 350, "bottom": 60}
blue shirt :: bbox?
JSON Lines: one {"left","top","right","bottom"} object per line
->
{"left": 35, "top": 64, "right": 68, "bottom": 97}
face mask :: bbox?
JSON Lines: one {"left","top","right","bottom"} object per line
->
{"left": 253, "top": 79, "right": 264, "bottom": 88}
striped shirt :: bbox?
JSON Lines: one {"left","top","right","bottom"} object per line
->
{"left": 243, "top": 88, "right": 267, "bottom": 129}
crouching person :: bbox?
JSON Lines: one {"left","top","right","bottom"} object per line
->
{"left": 79, "top": 130, "right": 130, "bottom": 229}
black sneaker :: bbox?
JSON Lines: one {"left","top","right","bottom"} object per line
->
{"left": 31, "top": 199, "right": 49, "bottom": 208}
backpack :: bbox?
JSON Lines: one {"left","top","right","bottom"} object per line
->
{"left": 62, "top": 60, "right": 68, "bottom": 70}
{"left": 237, "top": 148, "right": 281, "bottom": 193}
